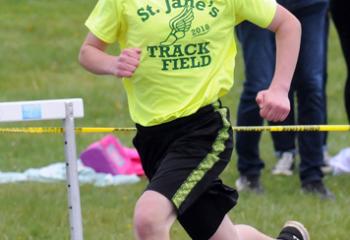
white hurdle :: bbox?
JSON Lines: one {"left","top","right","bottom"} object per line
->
{"left": 0, "top": 98, "right": 84, "bottom": 240}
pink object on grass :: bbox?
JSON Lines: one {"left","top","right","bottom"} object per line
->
{"left": 80, "top": 135, "right": 144, "bottom": 176}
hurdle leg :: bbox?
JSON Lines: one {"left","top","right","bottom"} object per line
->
{"left": 63, "top": 102, "right": 83, "bottom": 240}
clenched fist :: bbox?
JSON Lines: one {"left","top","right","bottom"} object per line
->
{"left": 256, "top": 88, "right": 290, "bottom": 122}
{"left": 113, "top": 48, "right": 141, "bottom": 78}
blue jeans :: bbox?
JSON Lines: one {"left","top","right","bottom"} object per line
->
{"left": 235, "top": 1, "right": 329, "bottom": 183}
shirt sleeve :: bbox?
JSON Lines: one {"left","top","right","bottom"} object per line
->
{"left": 85, "top": 0, "right": 121, "bottom": 44}
{"left": 234, "top": 0, "right": 277, "bottom": 28}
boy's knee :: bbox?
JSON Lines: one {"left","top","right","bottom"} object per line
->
{"left": 133, "top": 193, "right": 174, "bottom": 238}
{"left": 134, "top": 209, "right": 159, "bottom": 238}
{"left": 133, "top": 206, "right": 171, "bottom": 239}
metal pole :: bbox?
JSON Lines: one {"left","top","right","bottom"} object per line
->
{"left": 63, "top": 102, "right": 83, "bottom": 240}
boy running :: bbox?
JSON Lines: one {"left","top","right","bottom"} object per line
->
{"left": 79, "top": 0, "right": 306, "bottom": 239}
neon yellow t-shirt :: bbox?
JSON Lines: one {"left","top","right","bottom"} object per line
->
{"left": 85, "top": 0, "right": 277, "bottom": 126}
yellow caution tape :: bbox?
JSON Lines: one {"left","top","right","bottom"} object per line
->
{"left": 232, "top": 125, "right": 350, "bottom": 132}
{"left": 0, "top": 125, "right": 349, "bottom": 134}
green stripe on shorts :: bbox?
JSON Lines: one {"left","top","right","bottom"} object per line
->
{"left": 172, "top": 105, "right": 230, "bottom": 209}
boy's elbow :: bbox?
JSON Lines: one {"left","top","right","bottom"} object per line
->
{"left": 291, "top": 15, "right": 301, "bottom": 36}
{"left": 78, "top": 46, "right": 88, "bottom": 68}
{"left": 78, "top": 47, "right": 85, "bottom": 65}
{"left": 289, "top": 16, "right": 302, "bottom": 45}
{"left": 268, "top": 5, "right": 301, "bottom": 35}
{"left": 276, "top": 12, "right": 301, "bottom": 39}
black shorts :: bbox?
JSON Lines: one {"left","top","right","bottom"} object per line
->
{"left": 133, "top": 101, "right": 238, "bottom": 240}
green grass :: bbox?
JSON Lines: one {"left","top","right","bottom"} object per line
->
{"left": 0, "top": 1, "right": 349, "bottom": 239}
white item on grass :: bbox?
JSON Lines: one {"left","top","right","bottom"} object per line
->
{"left": 0, "top": 160, "right": 140, "bottom": 186}
{"left": 329, "top": 148, "right": 350, "bottom": 175}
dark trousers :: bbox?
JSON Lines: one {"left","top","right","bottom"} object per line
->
{"left": 235, "top": 1, "right": 329, "bottom": 183}
{"left": 331, "top": 0, "right": 350, "bottom": 122}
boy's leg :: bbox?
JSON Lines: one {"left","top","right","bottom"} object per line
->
{"left": 133, "top": 190, "right": 177, "bottom": 240}
{"left": 210, "top": 215, "right": 239, "bottom": 240}
{"left": 211, "top": 215, "right": 310, "bottom": 240}
{"left": 210, "top": 215, "right": 273, "bottom": 240}
{"left": 134, "top": 103, "right": 237, "bottom": 239}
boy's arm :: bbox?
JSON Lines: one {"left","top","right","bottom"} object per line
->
{"left": 256, "top": 5, "right": 301, "bottom": 122}
{"left": 79, "top": 32, "right": 141, "bottom": 78}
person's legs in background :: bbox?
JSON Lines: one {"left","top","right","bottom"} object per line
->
{"left": 269, "top": 89, "right": 297, "bottom": 176}
{"left": 234, "top": 22, "right": 276, "bottom": 193}
{"left": 292, "top": 2, "right": 334, "bottom": 199}
{"left": 235, "top": 2, "right": 334, "bottom": 198}
{"left": 330, "top": 0, "right": 350, "bottom": 123}
{"left": 321, "top": 11, "right": 333, "bottom": 172}
{"left": 270, "top": 0, "right": 331, "bottom": 177}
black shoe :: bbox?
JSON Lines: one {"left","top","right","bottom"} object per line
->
{"left": 235, "top": 175, "right": 264, "bottom": 194}
{"left": 302, "top": 180, "right": 335, "bottom": 200}
{"left": 277, "top": 221, "right": 309, "bottom": 240}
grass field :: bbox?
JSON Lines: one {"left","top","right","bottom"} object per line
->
{"left": 1, "top": 1, "right": 349, "bottom": 239}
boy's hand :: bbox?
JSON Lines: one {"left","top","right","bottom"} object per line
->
{"left": 256, "top": 88, "right": 290, "bottom": 122}
{"left": 79, "top": 33, "right": 142, "bottom": 78}
{"left": 112, "top": 48, "right": 141, "bottom": 78}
